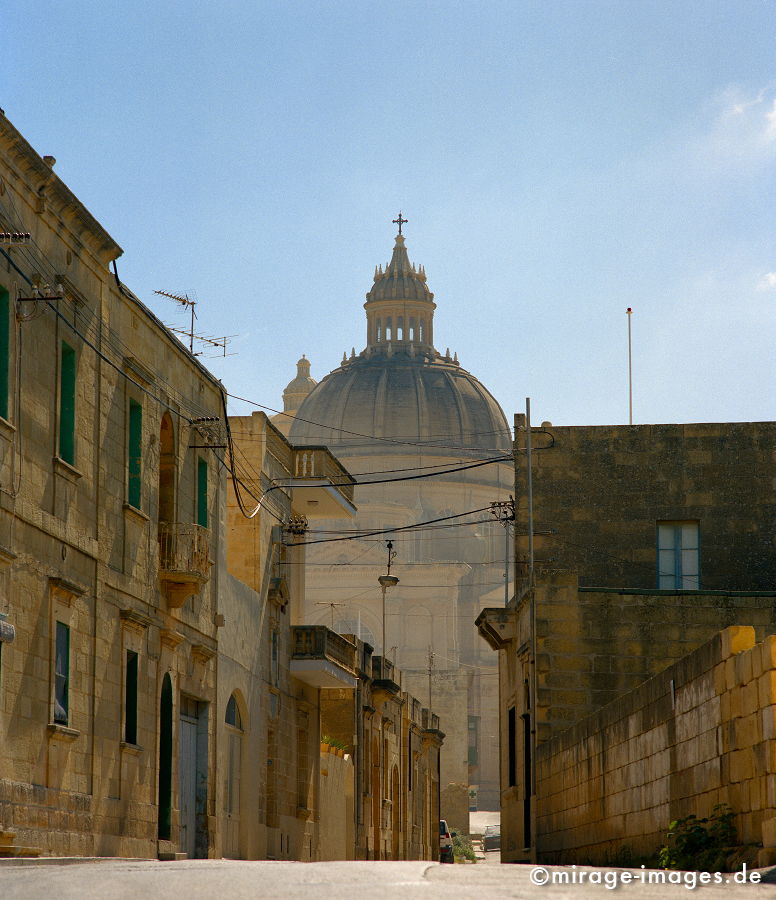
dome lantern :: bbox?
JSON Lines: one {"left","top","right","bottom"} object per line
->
{"left": 363, "top": 230, "right": 436, "bottom": 354}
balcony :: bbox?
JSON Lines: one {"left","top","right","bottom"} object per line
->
{"left": 475, "top": 607, "right": 516, "bottom": 651}
{"left": 288, "top": 447, "right": 357, "bottom": 518}
{"left": 158, "top": 522, "right": 211, "bottom": 608}
{"left": 290, "top": 625, "right": 358, "bottom": 688}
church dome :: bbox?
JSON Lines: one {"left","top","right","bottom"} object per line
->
{"left": 290, "top": 353, "right": 510, "bottom": 456}
{"left": 282, "top": 355, "right": 317, "bottom": 411}
{"left": 289, "top": 228, "right": 510, "bottom": 457}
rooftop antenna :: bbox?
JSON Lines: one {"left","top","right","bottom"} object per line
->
{"left": 626, "top": 307, "right": 634, "bottom": 425}
{"left": 155, "top": 289, "right": 235, "bottom": 358}
{"left": 316, "top": 600, "right": 345, "bottom": 630}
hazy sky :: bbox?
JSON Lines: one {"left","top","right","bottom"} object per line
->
{"left": 7, "top": 1, "right": 775, "bottom": 428}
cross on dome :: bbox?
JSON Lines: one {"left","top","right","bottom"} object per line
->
{"left": 392, "top": 212, "right": 407, "bottom": 235}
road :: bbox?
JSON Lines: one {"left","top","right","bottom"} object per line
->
{"left": 2, "top": 859, "right": 774, "bottom": 900}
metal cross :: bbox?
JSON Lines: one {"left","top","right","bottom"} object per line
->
{"left": 392, "top": 212, "right": 407, "bottom": 235}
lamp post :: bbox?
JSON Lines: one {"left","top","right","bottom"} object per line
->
{"left": 378, "top": 540, "right": 399, "bottom": 680}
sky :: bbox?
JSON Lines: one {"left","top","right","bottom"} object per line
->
{"left": 6, "top": 0, "right": 776, "bottom": 428}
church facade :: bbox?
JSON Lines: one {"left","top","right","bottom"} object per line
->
{"left": 272, "top": 229, "right": 513, "bottom": 825}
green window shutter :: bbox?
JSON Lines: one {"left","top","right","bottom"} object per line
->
{"left": 125, "top": 650, "right": 138, "bottom": 744}
{"left": 0, "top": 288, "right": 9, "bottom": 420}
{"left": 54, "top": 621, "right": 70, "bottom": 725}
{"left": 59, "top": 342, "right": 76, "bottom": 464}
{"left": 128, "top": 400, "right": 143, "bottom": 508}
{"left": 197, "top": 457, "right": 208, "bottom": 528}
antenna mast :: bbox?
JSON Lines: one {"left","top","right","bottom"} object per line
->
{"left": 155, "top": 289, "right": 234, "bottom": 357}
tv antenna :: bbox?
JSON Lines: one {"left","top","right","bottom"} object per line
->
{"left": 154, "top": 289, "right": 235, "bottom": 358}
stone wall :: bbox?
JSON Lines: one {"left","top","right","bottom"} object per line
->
{"left": 535, "top": 626, "right": 776, "bottom": 865}
{"left": 532, "top": 577, "right": 776, "bottom": 743}
{"left": 318, "top": 748, "right": 354, "bottom": 860}
{"left": 514, "top": 421, "right": 776, "bottom": 591}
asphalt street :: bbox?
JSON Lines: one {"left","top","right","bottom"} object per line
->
{"left": 2, "top": 859, "right": 775, "bottom": 900}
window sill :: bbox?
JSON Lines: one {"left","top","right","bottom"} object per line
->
{"left": 47, "top": 723, "right": 80, "bottom": 741}
{"left": 123, "top": 503, "right": 149, "bottom": 524}
{"left": 0, "top": 416, "right": 16, "bottom": 441}
{"left": 120, "top": 741, "right": 143, "bottom": 756}
{"left": 53, "top": 457, "right": 83, "bottom": 483}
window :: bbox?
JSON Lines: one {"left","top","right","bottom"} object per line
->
{"left": 124, "top": 650, "right": 138, "bottom": 744}
{"left": 54, "top": 621, "right": 70, "bottom": 725}
{"left": 271, "top": 630, "right": 279, "bottom": 686}
{"left": 59, "top": 342, "right": 76, "bottom": 464}
{"left": 657, "top": 521, "right": 699, "bottom": 589}
{"left": 225, "top": 693, "right": 242, "bottom": 730}
{"left": 0, "top": 286, "right": 10, "bottom": 420}
{"left": 468, "top": 715, "right": 479, "bottom": 766}
{"left": 197, "top": 457, "right": 208, "bottom": 528}
{"left": 127, "top": 399, "right": 142, "bottom": 508}
{"left": 507, "top": 706, "right": 516, "bottom": 787}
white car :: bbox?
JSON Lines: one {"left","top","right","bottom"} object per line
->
{"left": 439, "top": 819, "right": 454, "bottom": 863}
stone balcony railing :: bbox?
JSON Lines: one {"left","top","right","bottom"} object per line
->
{"left": 291, "top": 447, "right": 355, "bottom": 505}
{"left": 291, "top": 625, "right": 358, "bottom": 675}
{"left": 158, "top": 522, "right": 211, "bottom": 608}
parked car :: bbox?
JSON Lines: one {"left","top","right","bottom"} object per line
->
{"left": 482, "top": 824, "right": 501, "bottom": 851}
{"left": 439, "top": 819, "right": 454, "bottom": 863}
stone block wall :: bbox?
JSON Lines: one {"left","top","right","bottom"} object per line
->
{"left": 514, "top": 421, "right": 776, "bottom": 591}
{"left": 532, "top": 578, "right": 776, "bottom": 743}
{"left": 535, "top": 626, "right": 776, "bottom": 864}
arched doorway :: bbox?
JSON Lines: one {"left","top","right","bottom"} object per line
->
{"left": 158, "top": 673, "right": 173, "bottom": 841}
{"left": 224, "top": 692, "right": 244, "bottom": 858}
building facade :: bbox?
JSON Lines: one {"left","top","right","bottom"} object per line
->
{"left": 477, "top": 419, "right": 776, "bottom": 863}
{"left": 0, "top": 111, "right": 226, "bottom": 858}
{"left": 0, "top": 112, "right": 443, "bottom": 863}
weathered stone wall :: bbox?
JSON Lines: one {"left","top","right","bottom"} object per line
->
{"left": 514, "top": 421, "right": 776, "bottom": 591}
{"left": 535, "top": 626, "right": 776, "bottom": 864}
{"left": 318, "top": 748, "right": 354, "bottom": 860}
{"left": 532, "top": 577, "right": 776, "bottom": 744}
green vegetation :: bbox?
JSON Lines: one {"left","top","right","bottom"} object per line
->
{"left": 659, "top": 804, "right": 736, "bottom": 871}
{"left": 453, "top": 831, "right": 476, "bottom": 863}
{"left": 320, "top": 735, "right": 349, "bottom": 752}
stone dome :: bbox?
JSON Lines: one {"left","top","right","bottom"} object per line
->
{"left": 289, "top": 352, "right": 511, "bottom": 456}
{"left": 289, "top": 230, "right": 510, "bottom": 457}
{"left": 282, "top": 355, "right": 317, "bottom": 411}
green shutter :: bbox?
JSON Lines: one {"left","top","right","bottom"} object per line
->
{"left": 125, "top": 650, "right": 138, "bottom": 744}
{"left": 197, "top": 457, "right": 208, "bottom": 528}
{"left": 59, "top": 342, "right": 76, "bottom": 464}
{"left": 128, "top": 400, "right": 142, "bottom": 508}
{"left": 0, "top": 288, "right": 9, "bottom": 421}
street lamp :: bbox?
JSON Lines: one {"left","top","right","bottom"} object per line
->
{"left": 378, "top": 540, "right": 399, "bottom": 679}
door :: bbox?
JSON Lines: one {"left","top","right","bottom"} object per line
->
{"left": 224, "top": 730, "right": 242, "bottom": 857}
{"left": 179, "top": 707, "right": 198, "bottom": 857}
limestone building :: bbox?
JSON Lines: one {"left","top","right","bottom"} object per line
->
{"left": 0, "top": 111, "right": 226, "bottom": 858}
{"left": 273, "top": 230, "right": 513, "bottom": 824}
{"left": 0, "top": 112, "right": 444, "bottom": 862}
{"left": 477, "top": 419, "right": 776, "bottom": 863}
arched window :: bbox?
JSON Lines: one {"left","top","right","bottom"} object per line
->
{"left": 376, "top": 319, "right": 382, "bottom": 343}
{"left": 418, "top": 319, "right": 425, "bottom": 343}
{"left": 385, "top": 317, "right": 392, "bottom": 341}
{"left": 397, "top": 316, "right": 404, "bottom": 341}
{"left": 409, "top": 318, "right": 416, "bottom": 341}
{"left": 226, "top": 693, "right": 243, "bottom": 730}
